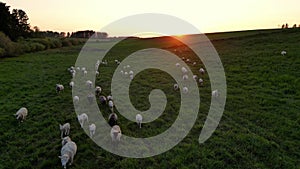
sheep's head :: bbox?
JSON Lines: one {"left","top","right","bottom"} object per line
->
{"left": 59, "top": 154, "right": 69, "bottom": 169}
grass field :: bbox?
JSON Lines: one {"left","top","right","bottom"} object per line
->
{"left": 0, "top": 28, "right": 299, "bottom": 169}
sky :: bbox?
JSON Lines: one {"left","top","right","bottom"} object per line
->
{"left": 2, "top": 0, "right": 300, "bottom": 36}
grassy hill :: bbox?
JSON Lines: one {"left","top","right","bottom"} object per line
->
{"left": 0, "top": 28, "right": 299, "bottom": 169}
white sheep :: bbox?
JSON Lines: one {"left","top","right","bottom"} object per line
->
{"left": 81, "top": 67, "right": 86, "bottom": 71}
{"left": 281, "top": 50, "right": 287, "bottom": 56}
{"left": 175, "top": 63, "right": 180, "bottom": 67}
{"left": 181, "top": 67, "right": 188, "bottom": 74}
{"left": 174, "top": 84, "right": 179, "bottom": 91}
{"left": 59, "top": 123, "right": 70, "bottom": 138}
{"left": 212, "top": 89, "right": 219, "bottom": 97}
{"left": 193, "top": 62, "right": 197, "bottom": 65}
{"left": 107, "top": 95, "right": 113, "bottom": 101}
{"left": 129, "top": 74, "right": 134, "bottom": 80}
{"left": 127, "top": 65, "right": 130, "bottom": 68}
{"left": 186, "top": 58, "right": 190, "bottom": 62}
{"left": 61, "top": 136, "right": 71, "bottom": 146}
{"left": 14, "top": 107, "right": 28, "bottom": 122}
{"left": 76, "top": 67, "right": 80, "bottom": 71}
{"left": 77, "top": 113, "right": 89, "bottom": 128}
{"left": 87, "top": 93, "right": 94, "bottom": 104}
{"left": 69, "top": 81, "right": 74, "bottom": 88}
{"left": 73, "top": 96, "right": 79, "bottom": 104}
{"left": 120, "top": 70, "right": 124, "bottom": 75}
{"left": 86, "top": 80, "right": 93, "bottom": 89}
{"left": 199, "top": 68, "right": 205, "bottom": 74}
{"left": 89, "top": 123, "right": 96, "bottom": 138}
{"left": 95, "top": 86, "right": 102, "bottom": 96}
{"left": 136, "top": 114, "right": 143, "bottom": 128}
{"left": 108, "top": 100, "right": 114, "bottom": 111}
{"left": 183, "top": 74, "right": 188, "bottom": 80}
{"left": 95, "top": 71, "right": 99, "bottom": 76}
{"left": 183, "top": 87, "right": 188, "bottom": 94}
{"left": 110, "top": 125, "right": 122, "bottom": 142}
{"left": 124, "top": 72, "right": 128, "bottom": 76}
{"left": 199, "top": 78, "right": 204, "bottom": 86}
{"left": 59, "top": 141, "right": 77, "bottom": 169}
{"left": 83, "top": 70, "right": 88, "bottom": 76}
{"left": 193, "top": 75, "right": 198, "bottom": 81}
{"left": 56, "top": 84, "right": 64, "bottom": 93}
{"left": 129, "top": 70, "right": 134, "bottom": 75}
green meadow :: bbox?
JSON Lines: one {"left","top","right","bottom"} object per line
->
{"left": 0, "top": 28, "right": 299, "bottom": 169}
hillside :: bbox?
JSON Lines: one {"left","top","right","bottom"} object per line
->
{"left": 0, "top": 28, "right": 299, "bottom": 169}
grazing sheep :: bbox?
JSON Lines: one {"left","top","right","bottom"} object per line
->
{"left": 83, "top": 70, "right": 88, "bottom": 76}
{"left": 183, "top": 87, "right": 188, "bottom": 94}
{"left": 77, "top": 113, "right": 89, "bottom": 128}
{"left": 81, "top": 67, "right": 86, "bottom": 71}
{"left": 95, "top": 71, "right": 99, "bottom": 76}
{"left": 14, "top": 107, "right": 28, "bottom": 122}
{"left": 127, "top": 65, "right": 130, "bottom": 68}
{"left": 175, "top": 63, "right": 180, "bottom": 67}
{"left": 73, "top": 96, "right": 79, "bottom": 104}
{"left": 108, "top": 100, "right": 114, "bottom": 111}
{"left": 181, "top": 67, "right": 188, "bottom": 74}
{"left": 61, "top": 136, "right": 71, "bottom": 146}
{"left": 108, "top": 112, "right": 118, "bottom": 127}
{"left": 124, "top": 72, "right": 128, "bottom": 76}
{"left": 186, "top": 59, "right": 190, "bottom": 62}
{"left": 136, "top": 114, "right": 143, "bottom": 128}
{"left": 110, "top": 125, "right": 122, "bottom": 142}
{"left": 212, "top": 89, "right": 219, "bottom": 97}
{"left": 120, "top": 70, "right": 124, "bottom": 74}
{"left": 199, "top": 68, "right": 205, "bottom": 74}
{"left": 199, "top": 78, "right": 204, "bottom": 86}
{"left": 99, "top": 95, "right": 107, "bottom": 105}
{"left": 95, "top": 86, "right": 102, "bottom": 96}
{"left": 129, "top": 74, "right": 134, "bottom": 80}
{"left": 101, "top": 60, "right": 108, "bottom": 65}
{"left": 69, "top": 81, "right": 74, "bottom": 88}
{"left": 193, "top": 62, "right": 197, "bottom": 65}
{"left": 87, "top": 93, "right": 94, "bottom": 104}
{"left": 107, "top": 95, "right": 113, "bottom": 101}
{"left": 174, "top": 84, "right": 179, "bottom": 91}
{"left": 59, "top": 123, "right": 70, "bottom": 138}
{"left": 71, "top": 72, "right": 76, "bottom": 78}
{"left": 95, "top": 63, "right": 99, "bottom": 71}
{"left": 56, "top": 84, "right": 64, "bottom": 93}
{"left": 76, "top": 67, "right": 80, "bottom": 71}
{"left": 193, "top": 75, "right": 198, "bottom": 81}
{"left": 86, "top": 80, "right": 93, "bottom": 89}
{"left": 183, "top": 74, "right": 188, "bottom": 80}
{"left": 129, "top": 70, "right": 134, "bottom": 75}
{"left": 59, "top": 141, "right": 77, "bottom": 169}
{"left": 89, "top": 123, "right": 96, "bottom": 138}
{"left": 281, "top": 50, "right": 287, "bottom": 56}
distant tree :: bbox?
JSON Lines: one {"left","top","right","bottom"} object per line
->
{"left": 282, "top": 24, "right": 285, "bottom": 29}
{"left": 0, "top": 2, "right": 14, "bottom": 39}
{"left": 33, "top": 26, "right": 40, "bottom": 32}
{"left": 60, "top": 32, "right": 66, "bottom": 37}
{"left": 67, "top": 32, "right": 70, "bottom": 38}
{"left": 292, "top": 24, "right": 297, "bottom": 28}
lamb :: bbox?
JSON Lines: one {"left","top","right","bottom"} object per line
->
{"left": 73, "top": 96, "right": 79, "bottom": 104}
{"left": 110, "top": 125, "right": 122, "bottom": 142}
{"left": 59, "top": 123, "right": 70, "bottom": 138}
{"left": 173, "top": 84, "right": 179, "bottom": 91}
{"left": 212, "top": 89, "right": 219, "bottom": 97}
{"left": 183, "top": 87, "right": 188, "bottom": 94}
{"left": 108, "top": 112, "right": 118, "bottom": 127}
{"left": 14, "top": 107, "right": 28, "bottom": 122}
{"left": 136, "top": 114, "right": 143, "bottom": 128}
{"left": 95, "top": 86, "right": 102, "bottom": 96}
{"left": 89, "top": 123, "right": 96, "bottom": 138}
{"left": 56, "top": 84, "right": 64, "bottom": 93}
{"left": 77, "top": 113, "right": 89, "bottom": 128}
{"left": 59, "top": 141, "right": 77, "bottom": 169}
{"left": 281, "top": 50, "right": 287, "bottom": 56}
{"left": 99, "top": 95, "right": 107, "bottom": 105}
{"left": 69, "top": 81, "right": 74, "bottom": 88}
{"left": 86, "top": 80, "right": 93, "bottom": 89}
{"left": 61, "top": 136, "right": 71, "bottom": 146}
{"left": 199, "top": 68, "right": 205, "bottom": 74}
